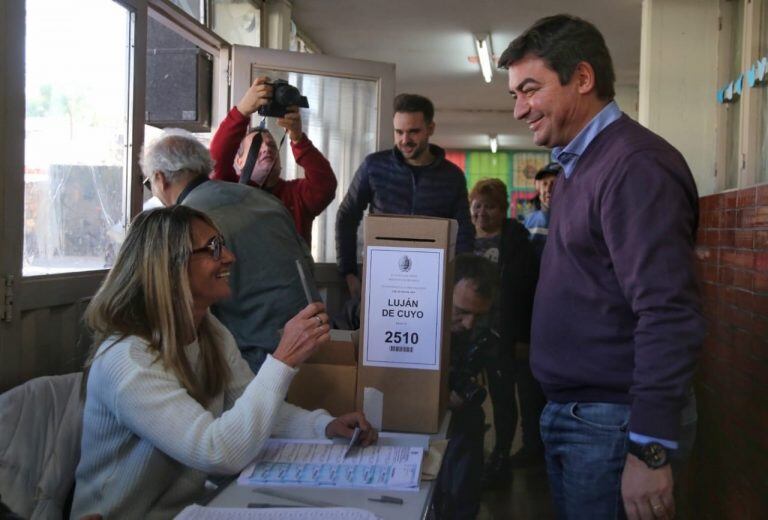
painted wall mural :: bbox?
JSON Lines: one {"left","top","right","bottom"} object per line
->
{"left": 446, "top": 149, "right": 551, "bottom": 221}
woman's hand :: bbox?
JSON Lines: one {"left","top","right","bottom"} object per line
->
{"left": 272, "top": 302, "right": 330, "bottom": 368}
{"left": 325, "top": 411, "right": 378, "bottom": 446}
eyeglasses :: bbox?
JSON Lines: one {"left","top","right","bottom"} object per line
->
{"left": 143, "top": 177, "right": 151, "bottom": 190}
{"left": 191, "top": 235, "right": 226, "bottom": 261}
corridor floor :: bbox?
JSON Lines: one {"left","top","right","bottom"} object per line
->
{"left": 477, "top": 396, "right": 554, "bottom": 519}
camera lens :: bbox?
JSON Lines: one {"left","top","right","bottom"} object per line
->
{"left": 274, "top": 84, "right": 303, "bottom": 106}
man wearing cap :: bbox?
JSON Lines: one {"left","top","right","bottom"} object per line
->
{"left": 210, "top": 76, "right": 337, "bottom": 246}
{"left": 523, "top": 162, "right": 561, "bottom": 259}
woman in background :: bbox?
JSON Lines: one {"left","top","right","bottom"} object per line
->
{"left": 468, "top": 178, "right": 542, "bottom": 488}
{"left": 71, "top": 206, "right": 375, "bottom": 519}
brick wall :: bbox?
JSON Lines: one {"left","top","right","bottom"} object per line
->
{"left": 688, "top": 183, "right": 768, "bottom": 517}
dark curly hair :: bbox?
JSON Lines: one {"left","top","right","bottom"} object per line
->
{"left": 393, "top": 93, "right": 435, "bottom": 123}
{"left": 454, "top": 254, "right": 498, "bottom": 300}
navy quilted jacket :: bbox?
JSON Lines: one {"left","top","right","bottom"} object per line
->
{"left": 335, "top": 145, "right": 474, "bottom": 275}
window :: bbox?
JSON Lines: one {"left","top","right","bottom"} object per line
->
{"left": 143, "top": 14, "right": 222, "bottom": 208}
{"left": 290, "top": 21, "right": 317, "bottom": 54}
{"left": 23, "top": 0, "right": 132, "bottom": 275}
{"left": 249, "top": 67, "right": 378, "bottom": 262}
{"left": 758, "top": 0, "right": 768, "bottom": 183}
{"left": 714, "top": 0, "right": 768, "bottom": 189}
{"left": 145, "top": 16, "right": 213, "bottom": 132}
{"left": 722, "top": 0, "right": 744, "bottom": 189}
{"left": 170, "top": 0, "right": 205, "bottom": 23}
{"left": 212, "top": 0, "right": 261, "bottom": 46}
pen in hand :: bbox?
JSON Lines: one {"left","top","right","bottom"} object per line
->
{"left": 343, "top": 426, "right": 362, "bottom": 459}
{"left": 295, "top": 259, "right": 317, "bottom": 305}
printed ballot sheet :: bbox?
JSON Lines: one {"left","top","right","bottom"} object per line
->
{"left": 363, "top": 245, "right": 444, "bottom": 370}
{"left": 237, "top": 439, "right": 422, "bottom": 491}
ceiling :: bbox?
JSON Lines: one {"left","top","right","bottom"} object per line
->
{"left": 292, "top": 0, "right": 643, "bottom": 150}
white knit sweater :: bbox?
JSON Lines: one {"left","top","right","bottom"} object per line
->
{"left": 71, "top": 315, "right": 333, "bottom": 519}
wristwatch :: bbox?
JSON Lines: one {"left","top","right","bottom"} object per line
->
{"left": 627, "top": 440, "right": 669, "bottom": 469}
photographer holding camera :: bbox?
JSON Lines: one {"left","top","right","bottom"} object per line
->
{"left": 434, "top": 254, "right": 498, "bottom": 520}
{"left": 210, "top": 76, "right": 337, "bottom": 246}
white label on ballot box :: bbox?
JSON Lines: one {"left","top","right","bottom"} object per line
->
{"left": 363, "top": 245, "right": 443, "bottom": 370}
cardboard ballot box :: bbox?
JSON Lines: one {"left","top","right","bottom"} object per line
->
{"left": 356, "top": 214, "right": 457, "bottom": 433}
{"left": 286, "top": 329, "right": 358, "bottom": 417}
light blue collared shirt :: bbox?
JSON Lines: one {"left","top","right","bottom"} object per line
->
{"left": 551, "top": 100, "right": 679, "bottom": 451}
{"left": 551, "top": 100, "right": 622, "bottom": 178}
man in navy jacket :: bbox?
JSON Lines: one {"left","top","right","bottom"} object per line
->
{"left": 335, "top": 94, "right": 473, "bottom": 299}
{"left": 500, "top": 14, "right": 704, "bottom": 519}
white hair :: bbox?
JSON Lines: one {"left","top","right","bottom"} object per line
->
{"left": 140, "top": 128, "right": 214, "bottom": 182}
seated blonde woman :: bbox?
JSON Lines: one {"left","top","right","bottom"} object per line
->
{"left": 71, "top": 206, "right": 376, "bottom": 519}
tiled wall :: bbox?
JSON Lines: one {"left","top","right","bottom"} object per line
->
{"left": 689, "top": 183, "right": 768, "bottom": 517}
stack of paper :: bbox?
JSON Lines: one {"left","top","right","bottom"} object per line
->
{"left": 237, "top": 439, "right": 422, "bottom": 491}
{"left": 175, "top": 505, "right": 379, "bottom": 519}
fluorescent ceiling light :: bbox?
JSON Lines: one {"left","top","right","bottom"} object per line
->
{"left": 475, "top": 34, "right": 493, "bottom": 83}
{"left": 489, "top": 134, "right": 498, "bottom": 154}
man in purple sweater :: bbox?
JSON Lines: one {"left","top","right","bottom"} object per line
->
{"left": 498, "top": 15, "right": 704, "bottom": 520}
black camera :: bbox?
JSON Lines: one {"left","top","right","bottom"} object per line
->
{"left": 258, "top": 79, "right": 309, "bottom": 118}
{"left": 448, "top": 329, "right": 500, "bottom": 407}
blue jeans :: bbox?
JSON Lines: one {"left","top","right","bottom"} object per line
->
{"left": 540, "top": 395, "right": 697, "bottom": 520}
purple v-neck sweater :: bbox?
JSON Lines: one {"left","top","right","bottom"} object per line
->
{"left": 531, "top": 114, "right": 705, "bottom": 441}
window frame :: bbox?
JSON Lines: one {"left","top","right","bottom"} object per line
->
{"left": 142, "top": 0, "right": 231, "bottom": 210}
{"left": 5, "top": 0, "right": 140, "bottom": 291}
{"left": 208, "top": 0, "right": 263, "bottom": 47}
{"left": 715, "top": 0, "right": 767, "bottom": 190}
{"left": 740, "top": 0, "right": 765, "bottom": 186}
{"left": 0, "top": 0, "right": 236, "bottom": 389}
{"left": 0, "top": 0, "right": 232, "bottom": 309}
{"left": 0, "top": 0, "right": 141, "bottom": 354}
{"left": 230, "top": 44, "right": 396, "bottom": 264}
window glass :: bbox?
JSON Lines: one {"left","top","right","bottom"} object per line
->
{"left": 250, "top": 67, "right": 378, "bottom": 262}
{"left": 212, "top": 0, "right": 261, "bottom": 46}
{"left": 170, "top": 0, "right": 205, "bottom": 23}
{"left": 24, "top": 0, "right": 131, "bottom": 276}
{"left": 758, "top": 0, "right": 768, "bottom": 183}
{"left": 724, "top": 0, "right": 744, "bottom": 189}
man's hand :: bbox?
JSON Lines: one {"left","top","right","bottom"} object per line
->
{"left": 345, "top": 273, "right": 362, "bottom": 300}
{"left": 277, "top": 106, "right": 304, "bottom": 143}
{"left": 621, "top": 453, "right": 675, "bottom": 519}
{"left": 325, "top": 411, "right": 378, "bottom": 446}
{"left": 236, "top": 76, "right": 273, "bottom": 117}
{"left": 448, "top": 390, "right": 466, "bottom": 411}
{"left": 273, "top": 302, "right": 330, "bottom": 368}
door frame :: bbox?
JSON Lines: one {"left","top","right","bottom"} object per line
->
{"left": 231, "top": 44, "right": 395, "bottom": 151}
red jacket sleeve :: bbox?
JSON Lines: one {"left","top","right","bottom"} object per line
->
{"left": 209, "top": 107, "right": 249, "bottom": 182}
{"left": 286, "top": 134, "right": 338, "bottom": 217}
